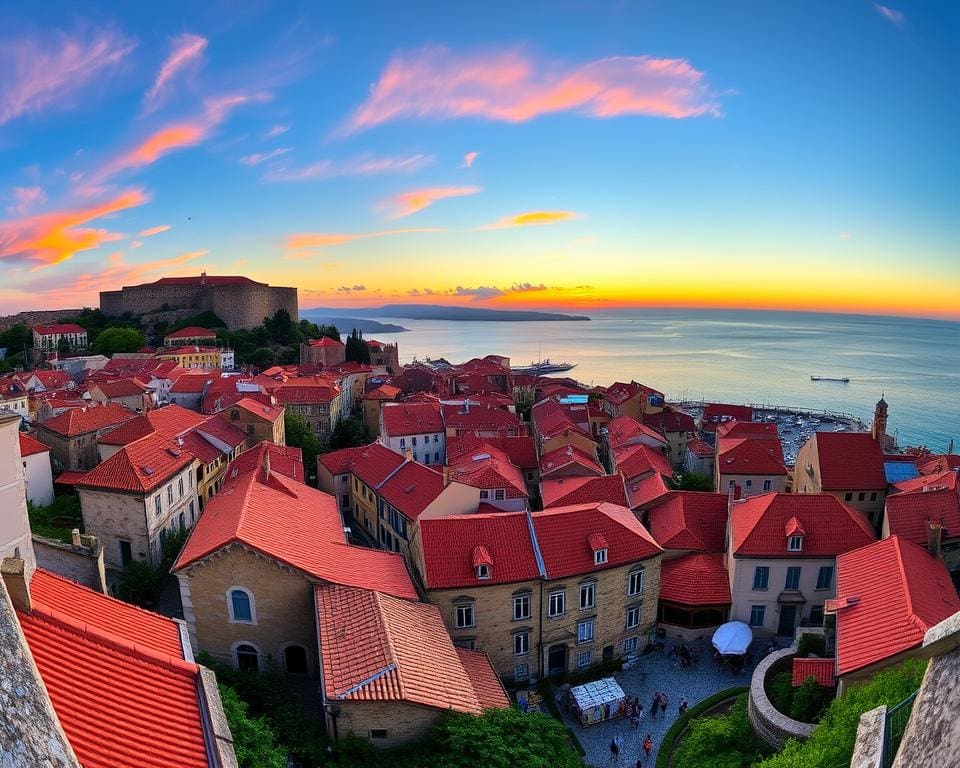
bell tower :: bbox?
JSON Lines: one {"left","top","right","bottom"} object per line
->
{"left": 872, "top": 395, "right": 888, "bottom": 446}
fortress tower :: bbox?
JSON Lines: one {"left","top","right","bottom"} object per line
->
{"left": 871, "top": 395, "right": 888, "bottom": 445}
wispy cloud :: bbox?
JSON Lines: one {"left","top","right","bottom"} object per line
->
{"left": 462, "top": 151, "right": 478, "bottom": 168}
{"left": 483, "top": 210, "right": 580, "bottom": 229}
{"left": 338, "top": 45, "right": 720, "bottom": 135}
{"left": 6, "top": 186, "right": 46, "bottom": 215}
{"left": 144, "top": 33, "right": 208, "bottom": 110}
{"left": 839, "top": 232, "right": 852, "bottom": 239}
{"left": 336, "top": 284, "right": 367, "bottom": 293}
{"left": 0, "top": 189, "right": 148, "bottom": 267}
{"left": 383, "top": 185, "right": 482, "bottom": 218}
{"left": 407, "top": 282, "right": 549, "bottom": 300}
{"left": 510, "top": 282, "right": 548, "bottom": 293}
{"left": 0, "top": 27, "right": 135, "bottom": 126}
{"left": 873, "top": 4, "right": 905, "bottom": 27}
{"left": 265, "top": 124, "right": 290, "bottom": 138}
{"left": 138, "top": 224, "right": 171, "bottom": 237}
{"left": 284, "top": 227, "right": 443, "bottom": 257}
{"left": 262, "top": 152, "right": 434, "bottom": 183}
{"left": 239, "top": 147, "right": 293, "bottom": 166}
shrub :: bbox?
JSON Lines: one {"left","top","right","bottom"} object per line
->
{"left": 117, "top": 560, "right": 162, "bottom": 607}
{"left": 27, "top": 494, "right": 82, "bottom": 542}
{"left": 796, "top": 633, "right": 827, "bottom": 658}
{"left": 218, "top": 684, "right": 286, "bottom": 768}
{"left": 768, "top": 670, "right": 795, "bottom": 715}
{"left": 789, "top": 676, "right": 831, "bottom": 723}
{"left": 673, "top": 695, "right": 767, "bottom": 768}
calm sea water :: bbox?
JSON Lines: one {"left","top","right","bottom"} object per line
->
{"left": 338, "top": 308, "right": 960, "bottom": 451}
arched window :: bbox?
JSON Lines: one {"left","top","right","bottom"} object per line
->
{"left": 227, "top": 587, "right": 255, "bottom": 623}
{"left": 283, "top": 645, "right": 309, "bottom": 675}
{"left": 234, "top": 643, "right": 259, "bottom": 671}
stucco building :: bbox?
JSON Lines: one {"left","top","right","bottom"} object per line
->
{"left": 32, "top": 324, "right": 88, "bottom": 353}
{"left": 18, "top": 433, "right": 54, "bottom": 507}
{"left": 34, "top": 402, "right": 138, "bottom": 472}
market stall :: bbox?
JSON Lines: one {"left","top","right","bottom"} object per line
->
{"left": 568, "top": 677, "right": 626, "bottom": 727}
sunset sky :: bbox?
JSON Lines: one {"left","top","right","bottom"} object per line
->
{"left": 1, "top": 1, "right": 958, "bottom": 320}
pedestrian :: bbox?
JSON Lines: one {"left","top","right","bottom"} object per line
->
{"left": 643, "top": 734, "right": 653, "bottom": 757}
{"left": 610, "top": 737, "right": 620, "bottom": 763}
{"left": 660, "top": 692, "right": 669, "bottom": 716}
{"left": 679, "top": 698, "right": 688, "bottom": 716}
{"left": 635, "top": 760, "right": 643, "bottom": 768}
{"left": 651, "top": 691, "right": 661, "bottom": 716}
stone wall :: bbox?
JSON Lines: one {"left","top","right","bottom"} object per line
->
{"left": 33, "top": 533, "right": 106, "bottom": 592}
{"left": 0, "top": 309, "right": 84, "bottom": 333}
{"left": 334, "top": 700, "right": 440, "bottom": 747}
{"left": 748, "top": 642, "right": 816, "bottom": 749}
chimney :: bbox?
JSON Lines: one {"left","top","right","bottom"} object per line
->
{"left": 1, "top": 558, "right": 31, "bottom": 612}
{"left": 442, "top": 465, "right": 450, "bottom": 486}
{"left": 71, "top": 528, "right": 81, "bottom": 547}
{"left": 261, "top": 446, "right": 271, "bottom": 481}
{"left": 928, "top": 519, "right": 943, "bottom": 557}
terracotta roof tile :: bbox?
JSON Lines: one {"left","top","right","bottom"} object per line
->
{"left": 659, "top": 553, "right": 731, "bottom": 606}
{"left": 455, "top": 649, "right": 510, "bottom": 709}
{"left": 624, "top": 471, "right": 672, "bottom": 510}
{"left": 792, "top": 658, "right": 835, "bottom": 687}
{"left": 448, "top": 453, "right": 528, "bottom": 497}
{"left": 686, "top": 438, "right": 714, "bottom": 457}
{"left": 378, "top": 461, "right": 446, "bottom": 519}
{"left": 441, "top": 402, "right": 522, "bottom": 431}
{"left": 539, "top": 444, "right": 603, "bottom": 477}
{"left": 646, "top": 491, "right": 728, "bottom": 552}
{"left": 541, "top": 475, "right": 627, "bottom": 508}
{"left": 18, "top": 432, "right": 49, "bottom": 457}
{"left": 33, "top": 324, "right": 86, "bottom": 334}
{"left": 447, "top": 434, "right": 538, "bottom": 470}
{"left": 606, "top": 415, "right": 667, "bottom": 449}
{"left": 76, "top": 432, "right": 195, "bottom": 493}
{"left": 613, "top": 442, "right": 673, "bottom": 480}
{"left": 812, "top": 432, "right": 886, "bottom": 490}
{"left": 38, "top": 402, "right": 137, "bottom": 437}
{"left": 643, "top": 409, "right": 696, "bottom": 434}
{"left": 717, "top": 436, "right": 787, "bottom": 476}
{"left": 884, "top": 473, "right": 960, "bottom": 547}
{"left": 164, "top": 326, "right": 216, "bottom": 339}
{"left": 381, "top": 401, "right": 443, "bottom": 436}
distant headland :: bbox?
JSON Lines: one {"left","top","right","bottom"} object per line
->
{"left": 304, "top": 303, "right": 591, "bottom": 322}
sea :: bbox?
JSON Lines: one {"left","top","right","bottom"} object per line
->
{"left": 317, "top": 308, "right": 960, "bottom": 451}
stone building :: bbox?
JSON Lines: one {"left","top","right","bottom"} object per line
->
{"left": 100, "top": 273, "right": 298, "bottom": 331}
{"left": 366, "top": 339, "right": 400, "bottom": 372}
{"left": 299, "top": 337, "right": 345, "bottom": 366}
{"left": 34, "top": 402, "right": 138, "bottom": 472}
{"left": 214, "top": 396, "right": 285, "bottom": 448}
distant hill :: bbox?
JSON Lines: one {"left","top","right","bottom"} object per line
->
{"left": 305, "top": 304, "right": 590, "bottom": 322}
{"left": 300, "top": 313, "right": 409, "bottom": 334}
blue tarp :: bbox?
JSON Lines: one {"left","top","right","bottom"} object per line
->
{"left": 884, "top": 461, "right": 919, "bottom": 484}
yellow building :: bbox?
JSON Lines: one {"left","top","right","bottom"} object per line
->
{"left": 157, "top": 345, "right": 221, "bottom": 369}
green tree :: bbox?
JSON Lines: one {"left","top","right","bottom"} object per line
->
{"left": 671, "top": 471, "right": 714, "bottom": 491}
{"left": 92, "top": 327, "right": 147, "bottom": 355}
{"left": 117, "top": 560, "right": 162, "bottom": 607}
{"left": 249, "top": 347, "right": 277, "bottom": 367}
{"left": 57, "top": 336, "right": 73, "bottom": 356}
{"left": 218, "top": 684, "right": 287, "bottom": 768}
{"left": 330, "top": 415, "right": 370, "bottom": 450}
{"left": 263, "top": 309, "right": 298, "bottom": 345}
{"left": 284, "top": 412, "right": 322, "bottom": 482}
{"left": 790, "top": 676, "right": 830, "bottom": 723}
{"left": 0, "top": 322, "right": 31, "bottom": 354}
{"left": 345, "top": 328, "right": 370, "bottom": 365}
{"left": 673, "top": 696, "right": 764, "bottom": 768}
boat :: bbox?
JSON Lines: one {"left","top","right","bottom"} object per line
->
{"left": 511, "top": 359, "right": 577, "bottom": 375}
{"left": 810, "top": 375, "right": 850, "bottom": 383}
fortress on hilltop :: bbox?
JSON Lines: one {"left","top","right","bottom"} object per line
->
{"left": 99, "top": 273, "right": 298, "bottom": 330}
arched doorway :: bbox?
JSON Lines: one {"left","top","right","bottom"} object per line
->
{"left": 284, "top": 645, "right": 308, "bottom": 675}
{"left": 235, "top": 644, "right": 259, "bottom": 671}
{"left": 547, "top": 644, "right": 568, "bottom": 678}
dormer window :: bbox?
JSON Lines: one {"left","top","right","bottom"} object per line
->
{"left": 472, "top": 545, "right": 493, "bottom": 580}
{"left": 785, "top": 516, "right": 805, "bottom": 552}
{"left": 477, "top": 564, "right": 490, "bottom": 579}
{"left": 788, "top": 535, "right": 803, "bottom": 552}
{"left": 588, "top": 532, "right": 609, "bottom": 565}
{"left": 594, "top": 548, "right": 608, "bottom": 565}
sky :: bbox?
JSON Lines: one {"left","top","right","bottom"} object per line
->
{"left": 1, "top": 1, "right": 958, "bottom": 320}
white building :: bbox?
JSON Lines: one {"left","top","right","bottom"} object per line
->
{"left": 0, "top": 411, "right": 36, "bottom": 577}
{"left": 380, "top": 402, "right": 446, "bottom": 466}
{"left": 219, "top": 349, "right": 235, "bottom": 371}
{"left": 18, "top": 433, "right": 54, "bottom": 507}
{"left": 32, "top": 323, "right": 88, "bottom": 353}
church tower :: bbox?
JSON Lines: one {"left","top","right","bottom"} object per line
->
{"left": 872, "top": 395, "right": 888, "bottom": 446}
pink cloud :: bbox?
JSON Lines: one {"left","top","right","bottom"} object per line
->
{"left": 384, "top": 185, "right": 482, "bottom": 218}
{"left": 462, "top": 151, "right": 478, "bottom": 168}
{"left": 0, "top": 27, "right": 135, "bottom": 126}
{"left": 6, "top": 186, "right": 47, "bottom": 215}
{"left": 0, "top": 189, "right": 148, "bottom": 267}
{"left": 265, "top": 124, "right": 290, "bottom": 138}
{"left": 240, "top": 147, "right": 293, "bottom": 166}
{"left": 144, "top": 33, "right": 208, "bottom": 109}
{"left": 262, "top": 152, "right": 434, "bottom": 182}
{"left": 284, "top": 227, "right": 443, "bottom": 257}
{"left": 874, "top": 4, "right": 905, "bottom": 26}
{"left": 138, "top": 224, "right": 171, "bottom": 237}
{"left": 339, "top": 46, "right": 720, "bottom": 134}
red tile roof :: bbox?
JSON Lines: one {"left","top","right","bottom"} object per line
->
{"left": 448, "top": 453, "right": 528, "bottom": 497}
{"left": 884, "top": 473, "right": 960, "bottom": 547}
{"left": 716, "top": 420, "right": 780, "bottom": 440}
{"left": 54, "top": 470, "right": 88, "bottom": 485}
{"left": 531, "top": 399, "right": 592, "bottom": 441}
{"left": 306, "top": 336, "right": 344, "bottom": 347}
{"left": 318, "top": 444, "right": 369, "bottom": 475}
{"left": 532, "top": 502, "right": 662, "bottom": 579}
{"left": 455, "top": 648, "right": 510, "bottom": 709}
{"left": 702, "top": 403, "right": 753, "bottom": 429}
{"left": 812, "top": 432, "right": 886, "bottom": 490}
{"left": 606, "top": 416, "right": 667, "bottom": 449}
{"left": 272, "top": 384, "right": 338, "bottom": 405}
{"left": 792, "top": 658, "right": 835, "bottom": 687}
{"left": 175, "top": 443, "right": 416, "bottom": 599}
{"left": 833, "top": 535, "right": 960, "bottom": 676}
{"left": 686, "top": 438, "right": 714, "bottom": 457}
{"left": 541, "top": 475, "right": 627, "bottom": 508}
{"left": 731, "top": 493, "right": 875, "bottom": 557}
{"left": 18, "top": 432, "right": 49, "bottom": 457}
{"left": 659, "top": 553, "right": 731, "bottom": 606}
{"left": 316, "top": 584, "right": 503, "bottom": 714}
{"left": 99, "top": 405, "right": 207, "bottom": 445}
{"left": 447, "top": 433, "right": 538, "bottom": 470}
{"left": 24, "top": 370, "right": 72, "bottom": 390}
{"left": 441, "top": 402, "right": 521, "bottom": 431}
{"left": 147, "top": 274, "right": 263, "bottom": 287}
{"left": 225, "top": 396, "right": 284, "bottom": 423}
{"left": 92, "top": 378, "right": 150, "bottom": 398}
{"left": 624, "top": 471, "right": 672, "bottom": 510}
{"left": 539, "top": 444, "right": 604, "bottom": 477}
{"left": 717, "top": 436, "right": 787, "bottom": 476}
{"left": 333, "top": 442, "right": 407, "bottom": 489}
{"left": 18, "top": 569, "right": 209, "bottom": 768}
{"left": 171, "top": 374, "right": 215, "bottom": 393}
{"left": 164, "top": 326, "right": 217, "bottom": 339}
{"left": 38, "top": 402, "right": 138, "bottom": 437}
{"left": 381, "top": 401, "right": 443, "bottom": 436}
{"left": 605, "top": 381, "right": 662, "bottom": 406}
{"left": 643, "top": 409, "right": 696, "bottom": 434}
{"left": 33, "top": 323, "right": 86, "bottom": 335}
{"left": 76, "top": 432, "right": 195, "bottom": 493}
{"left": 915, "top": 454, "right": 960, "bottom": 476}
{"left": 417, "top": 512, "right": 542, "bottom": 589}
{"left": 378, "top": 460, "right": 446, "bottom": 519}
{"left": 646, "top": 491, "right": 728, "bottom": 552}
{"left": 363, "top": 384, "right": 401, "bottom": 401}
{"left": 613, "top": 442, "right": 673, "bottom": 480}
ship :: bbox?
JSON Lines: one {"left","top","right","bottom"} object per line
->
{"left": 512, "top": 359, "right": 577, "bottom": 375}
{"left": 810, "top": 375, "right": 850, "bottom": 383}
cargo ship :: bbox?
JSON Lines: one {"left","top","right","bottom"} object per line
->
{"left": 810, "top": 375, "right": 850, "bottom": 383}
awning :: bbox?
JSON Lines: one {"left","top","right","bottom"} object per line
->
{"left": 712, "top": 621, "right": 753, "bottom": 655}
{"left": 777, "top": 591, "right": 807, "bottom": 604}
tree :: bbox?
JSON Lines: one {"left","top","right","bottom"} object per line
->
{"left": 790, "top": 676, "right": 830, "bottom": 723}
{"left": 263, "top": 309, "right": 298, "bottom": 345}
{"left": 345, "top": 328, "right": 370, "bottom": 365}
{"left": 92, "top": 327, "right": 147, "bottom": 355}
{"left": 57, "top": 336, "right": 72, "bottom": 357}
{"left": 671, "top": 472, "right": 714, "bottom": 492}
{"left": 249, "top": 347, "right": 277, "bottom": 367}
{"left": 117, "top": 560, "right": 162, "bottom": 607}
{"left": 673, "top": 696, "right": 764, "bottom": 768}
{"left": 218, "top": 684, "right": 287, "bottom": 768}
{"left": 330, "top": 416, "right": 370, "bottom": 450}
{"left": 284, "top": 412, "right": 322, "bottom": 483}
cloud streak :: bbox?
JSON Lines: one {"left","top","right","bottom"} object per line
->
{"left": 462, "top": 151, "right": 478, "bottom": 168}
{"left": 144, "top": 33, "right": 208, "bottom": 109}
{"left": 138, "top": 224, "right": 171, "bottom": 237}
{"left": 0, "top": 27, "right": 135, "bottom": 126}
{"left": 240, "top": 147, "right": 293, "bottom": 166}
{"left": 339, "top": 46, "right": 720, "bottom": 134}
{"left": 262, "top": 152, "right": 434, "bottom": 182}
{"left": 873, "top": 4, "right": 905, "bottom": 27}
{"left": 384, "top": 185, "right": 482, "bottom": 218}
{"left": 483, "top": 210, "right": 580, "bottom": 229}
{"left": 6, "top": 186, "right": 46, "bottom": 215}
{"left": 0, "top": 189, "right": 148, "bottom": 267}
{"left": 284, "top": 227, "right": 443, "bottom": 257}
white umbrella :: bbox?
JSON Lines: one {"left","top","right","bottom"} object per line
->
{"left": 712, "top": 621, "right": 753, "bottom": 655}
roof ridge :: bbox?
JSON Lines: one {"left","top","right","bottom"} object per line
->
{"left": 372, "top": 591, "right": 405, "bottom": 700}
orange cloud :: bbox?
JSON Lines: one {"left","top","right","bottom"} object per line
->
{"left": 144, "top": 33, "right": 208, "bottom": 109}
{"left": 138, "top": 224, "right": 171, "bottom": 237}
{"left": 285, "top": 227, "right": 444, "bottom": 256}
{"left": 339, "top": 46, "right": 720, "bottom": 134}
{"left": 483, "top": 210, "right": 580, "bottom": 229}
{"left": 385, "top": 185, "right": 482, "bottom": 218}
{"left": 1, "top": 27, "right": 135, "bottom": 126}
{"left": 0, "top": 189, "right": 149, "bottom": 267}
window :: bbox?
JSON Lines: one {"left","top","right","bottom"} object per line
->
{"left": 476, "top": 564, "right": 490, "bottom": 579}
{"left": 857, "top": 492, "right": 866, "bottom": 502}
{"left": 576, "top": 651, "right": 592, "bottom": 668}
{"left": 809, "top": 605, "right": 825, "bottom": 625}
{"left": 480, "top": 490, "right": 489, "bottom": 500}
{"left": 745, "top": 479, "right": 753, "bottom": 489}
{"left": 454, "top": 638, "right": 476, "bottom": 650}
{"left": 423, "top": 454, "right": 429, "bottom": 465}
{"left": 235, "top": 644, "right": 259, "bottom": 671}
{"left": 178, "top": 477, "right": 184, "bottom": 497}
{"left": 514, "top": 662, "right": 529, "bottom": 682}
{"left": 844, "top": 492, "right": 853, "bottom": 501}
{"left": 434, "top": 452, "right": 440, "bottom": 462}
{"left": 189, "top": 500, "right": 195, "bottom": 524}
{"left": 178, "top": 512, "right": 185, "bottom": 530}
{"left": 816, "top": 566, "right": 833, "bottom": 590}
{"left": 412, "top": 437, "right": 417, "bottom": 446}
{"left": 455, "top": 603, "right": 475, "bottom": 629}
{"left": 594, "top": 548, "right": 608, "bottom": 565}
{"left": 228, "top": 588, "right": 254, "bottom": 623}
{"left": 513, "top": 594, "right": 531, "bottom": 620}
{"left": 623, "top": 637, "right": 638, "bottom": 654}
{"left": 399, "top": 438, "right": 405, "bottom": 448}
{"left": 628, "top": 569, "right": 644, "bottom": 596}
{"left": 189, "top": 470, "right": 194, "bottom": 488}
{"left": 729, "top": 480, "right": 735, "bottom": 488}
{"left": 514, "top": 631, "right": 529, "bottom": 655}
{"left": 870, "top": 491, "right": 878, "bottom": 502}
{"left": 154, "top": 495, "right": 162, "bottom": 517}
{"left": 283, "top": 645, "right": 308, "bottom": 675}
{"left": 577, "top": 619, "right": 595, "bottom": 643}
{"left": 166, "top": 484, "right": 173, "bottom": 505}
{"left": 763, "top": 479, "right": 772, "bottom": 491}
{"left": 119, "top": 540, "right": 132, "bottom": 567}
{"left": 753, "top": 566, "right": 769, "bottom": 590}
{"left": 788, "top": 535, "right": 803, "bottom": 552}
{"left": 494, "top": 489, "right": 505, "bottom": 501}
{"left": 749, "top": 605, "right": 766, "bottom": 627}
{"left": 370, "top": 729, "right": 388, "bottom": 740}
{"left": 785, "top": 566, "right": 801, "bottom": 591}
{"left": 548, "top": 590, "right": 565, "bottom": 617}
{"left": 580, "top": 583, "right": 596, "bottom": 610}
{"left": 527, "top": 472, "right": 535, "bottom": 481}
{"left": 626, "top": 605, "right": 641, "bottom": 629}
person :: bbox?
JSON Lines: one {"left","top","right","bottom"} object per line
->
{"left": 679, "top": 698, "right": 688, "bottom": 715}
{"left": 635, "top": 760, "right": 643, "bottom": 768}
{"left": 643, "top": 734, "right": 653, "bottom": 757}
{"left": 610, "top": 737, "right": 620, "bottom": 763}
{"left": 651, "top": 692, "right": 661, "bottom": 716}
{"left": 660, "top": 692, "right": 669, "bottom": 716}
